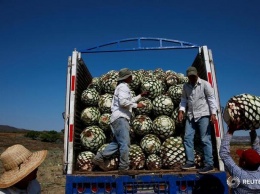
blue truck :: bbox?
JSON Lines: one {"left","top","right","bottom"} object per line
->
{"left": 63, "top": 37, "right": 228, "bottom": 194}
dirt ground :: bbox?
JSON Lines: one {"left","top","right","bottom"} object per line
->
{"left": 0, "top": 132, "right": 251, "bottom": 194}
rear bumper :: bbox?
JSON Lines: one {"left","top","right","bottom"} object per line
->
{"left": 65, "top": 171, "right": 228, "bottom": 194}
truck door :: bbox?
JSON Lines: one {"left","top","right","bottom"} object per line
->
{"left": 200, "top": 46, "right": 225, "bottom": 171}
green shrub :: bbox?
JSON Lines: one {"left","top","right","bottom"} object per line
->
{"left": 25, "top": 130, "right": 63, "bottom": 143}
{"left": 24, "top": 131, "right": 41, "bottom": 140}
{"left": 39, "top": 130, "right": 61, "bottom": 142}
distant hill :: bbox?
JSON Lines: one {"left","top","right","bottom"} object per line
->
{"left": 0, "top": 125, "right": 30, "bottom": 133}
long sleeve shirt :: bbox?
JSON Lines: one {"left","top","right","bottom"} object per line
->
{"left": 179, "top": 77, "right": 217, "bottom": 122}
{"left": 110, "top": 82, "right": 141, "bottom": 123}
{"left": 219, "top": 131, "right": 260, "bottom": 194}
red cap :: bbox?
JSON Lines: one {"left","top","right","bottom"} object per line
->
{"left": 236, "top": 149, "right": 260, "bottom": 166}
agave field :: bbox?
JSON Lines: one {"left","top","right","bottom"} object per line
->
{"left": 76, "top": 68, "right": 206, "bottom": 171}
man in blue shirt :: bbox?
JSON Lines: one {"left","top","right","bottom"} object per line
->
{"left": 220, "top": 124, "right": 260, "bottom": 194}
{"left": 178, "top": 66, "right": 217, "bottom": 174}
{"left": 93, "top": 68, "right": 148, "bottom": 173}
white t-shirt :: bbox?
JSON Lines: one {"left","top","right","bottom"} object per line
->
{"left": 0, "top": 179, "right": 41, "bottom": 194}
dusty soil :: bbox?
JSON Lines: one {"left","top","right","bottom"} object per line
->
{"left": 0, "top": 132, "right": 251, "bottom": 194}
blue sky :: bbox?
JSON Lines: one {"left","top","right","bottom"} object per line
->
{"left": 0, "top": 0, "right": 259, "bottom": 136}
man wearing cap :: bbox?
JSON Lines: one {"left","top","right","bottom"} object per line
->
{"left": 0, "top": 144, "right": 47, "bottom": 194}
{"left": 178, "top": 66, "right": 218, "bottom": 174}
{"left": 93, "top": 68, "right": 148, "bottom": 173}
{"left": 220, "top": 124, "right": 260, "bottom": 193}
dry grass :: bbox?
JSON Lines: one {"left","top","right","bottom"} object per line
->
{"left": 0, "top": 132, "right": 251, "bottom": 194}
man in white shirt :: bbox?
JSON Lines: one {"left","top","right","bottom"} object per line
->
{"left": 178, "top": 66, "right": 217, "bottom": 174}
{"left": 93, "top": 68, "right": 148, "bottom": 173}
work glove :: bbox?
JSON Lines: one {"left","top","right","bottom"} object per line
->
{"left": 250, "top": 130, "right": 257, "bottom": 144}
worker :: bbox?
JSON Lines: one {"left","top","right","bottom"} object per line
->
{"left": 178, "top": 66, "right": 217, "bottom": 174}
{"left": 220, "top": 123, "right": 260, "bottom": 193}
{"left": 0, "top": 144, "right": 47, "bottom": 194}
{"left": 93, "top": 68, "right": 148, "bottom": 174}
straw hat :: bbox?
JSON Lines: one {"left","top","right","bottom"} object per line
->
{"left": 0, "top": 144, "right": 47, "bottom": 188}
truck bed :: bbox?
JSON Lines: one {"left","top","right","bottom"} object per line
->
{"left": 64, "top": 38, "right": 227, "bottom": 193}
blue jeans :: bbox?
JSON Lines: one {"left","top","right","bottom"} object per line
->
{"left": 184, "top": 116, "right": 214, "bottom": 167}
{"left": 99, "top": 117, "right": 130, "bottom": 170}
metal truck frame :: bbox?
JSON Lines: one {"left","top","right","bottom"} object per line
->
{"left": 64, "top": 37, "right": 228, "bottom": 194}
